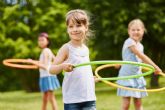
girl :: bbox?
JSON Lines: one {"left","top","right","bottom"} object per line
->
{"left": 49, "top": 9, "right": 96, "bottom": 110}
{"left": 117, "top": 19, "right": 162, "bottom": 110}
{"left": 28, "top": 33, "right": 60, "bottom": 110}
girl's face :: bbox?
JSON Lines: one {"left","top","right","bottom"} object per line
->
{"left": 67, "top": 20, "right": 88, "bottom": 42}
{"left": 38, "top": 37, "right": 49, "bottom": 48}
{"left": 128, "top": 23, "right": 144, "bottom": 42}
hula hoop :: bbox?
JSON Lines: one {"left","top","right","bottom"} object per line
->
{"left": 3, "top": 59, "right": 38, "bottom": 69}
{"left": 95, "top": 64, "right": 165, "bottom": 92}
{"left": 75, "top": 60, "right": 154, "bottom": 80}
{"left": 158, "top": 72, "right": 165, "bottom": 77}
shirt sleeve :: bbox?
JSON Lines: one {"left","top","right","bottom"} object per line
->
{"left": 124, "top": 38, "right": 136, "bottom": 49}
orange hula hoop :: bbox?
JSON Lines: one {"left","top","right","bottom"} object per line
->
{"left": 3, "top": 59, "right": 38, "bottom": 69}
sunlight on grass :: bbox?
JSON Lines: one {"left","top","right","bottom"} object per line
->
{"left": 0, "top": 90, "right": 64, "bottom": 110}
{"left": 0, "top": 77, "right": 164, "bottom": 110}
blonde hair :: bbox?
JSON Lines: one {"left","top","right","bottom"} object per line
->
{"left": 66, "top": 9, "right": 93, "bottom": 42}
{"left": 128, "top": 18, "right": 147, "bottom": 33}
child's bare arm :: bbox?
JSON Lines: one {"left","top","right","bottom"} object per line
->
{"left": 50, "top": 44, "right": 71, "bottom": 74}
{"left": 129, "top": 46, "right": 162, "bottom": 74}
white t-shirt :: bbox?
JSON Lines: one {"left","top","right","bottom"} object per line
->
{"left": 62, "top": 43, "right": 96, "bottom": 104}
{"left": 39, "top": 48, "right": 54, "bottom": 77}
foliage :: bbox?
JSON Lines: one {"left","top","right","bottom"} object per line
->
{"left": 0, "top": 0, "right": 68, "bottom": 91}
{"left": 0, "top": 0, "right": 165, "bottom": 91}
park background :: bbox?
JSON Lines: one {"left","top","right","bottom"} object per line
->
{"left": 0, "top": 0, "right": 165, "bottom": 110}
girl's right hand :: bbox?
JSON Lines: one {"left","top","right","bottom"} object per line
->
{"left": 62, "top": 63, "right": 73, "bottom": 72}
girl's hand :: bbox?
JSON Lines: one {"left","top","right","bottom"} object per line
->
{"left": 114, "top": 64, "right": 121, "bottom": 69}
{"left": 27, "top": 58, "right": 33, "bottom": 63}
{"left": 62, "top": 63, "right": 73, "bottom": 72}
{"left": 94, "top": 76, "right": 100, "bottom": 82}
{"left": 27, "top": 59, "right": 39, "bottom": 65}
{"left": 154, "top": 67, "right": 162, "bottom": 75}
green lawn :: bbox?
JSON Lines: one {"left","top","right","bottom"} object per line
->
{"left": 0, "top": 77, "right": 165, "bottom": 110}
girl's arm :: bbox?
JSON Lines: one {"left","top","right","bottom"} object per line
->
{"left": 28, "top": 49, "right": 50, "bottom": 70}
{"left": 129, "top": 46, "right": 162, "bottom": 74}
{"left": 49, "top": 44, "right": 73, "bottom": 74}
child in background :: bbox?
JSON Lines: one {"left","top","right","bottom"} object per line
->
{"left": 49, "top": 9, "right": 96, "bottom": 110}
{"left": 28, "top": 33, "right": 60, "bottom": 110}
{"left": 117, "top": 19, "right": 162, "bottom": 110}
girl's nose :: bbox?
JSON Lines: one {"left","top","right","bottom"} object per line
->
{"left": 73, "top": 27, "right": 77, "bottom": 32}
{"left": 135, "top": 30, "right": 138, "bottom": 33}
{"left": 72, "top": 26, "right": 79, "bottom": 32}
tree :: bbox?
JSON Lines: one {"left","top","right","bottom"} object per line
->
{"left": 1, "top": 0, "right": 165, "bottom": 91}
{"left": 0, "top": 0, "right": 68, "bottom": 91}
{"left": 61, "top": 0, "right": 165, "bottom": 87}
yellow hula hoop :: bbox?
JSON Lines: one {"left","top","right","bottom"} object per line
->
{"left": 95, "top": 64, "right": 165, "bottom": 92}
{"left": 158, "top": 72, "right": 165, "bottom": 77}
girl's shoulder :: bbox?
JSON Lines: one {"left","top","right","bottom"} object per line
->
{"left": 58, "top": 43, "right": 69, "bottom": 54}
{"left": 61, "top": 42, "right": 88, "bottom": 52}
{"left": 43, "top": 48, "right": 51, "bottom": 52}
{"left": 42, "top": 48, "right": 52, "bottom": 55}
{"left": 124, "top": 38, "right": 136, "bottom": 46}
{"left": 61, "top": 43, "right": 70, "bottom": 50}
{"left": 125, "top": 38, "right": 135, "bottom": 43}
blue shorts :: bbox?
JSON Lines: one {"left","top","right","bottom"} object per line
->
{"left": 64, "top": 101, "right": 96, "bottom": 110}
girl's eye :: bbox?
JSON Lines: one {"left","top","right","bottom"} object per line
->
{"left": 76, "top": 24, "right": 82, "bottom": 27}
{"left": 132, "top": 29, "right": 135, "bottom": 31}
{"left": 68, "top": 25, "right": 73, "bottom": 28}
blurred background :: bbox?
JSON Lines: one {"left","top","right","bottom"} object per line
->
{"left": 0, "top": 0, "right": 165, "bottom": 102}
{"left": 0, "top": 0, "right": 165, "bottom": 110}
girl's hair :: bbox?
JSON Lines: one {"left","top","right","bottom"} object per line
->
{"left": 128, "top": 18, "right": 147, "bottom": 33}
{"left": 38, "top": 32, "right": 51, "bottom": 47}
{"left": 66, "top": 9, "right": 94, "bottom": 42}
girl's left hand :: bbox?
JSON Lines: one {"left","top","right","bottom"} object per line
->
{"left": 154, "top": 67, "right": 162, "bottom": 75}
{"left": 94, "top": 76, "right": 100, "bottom": 82}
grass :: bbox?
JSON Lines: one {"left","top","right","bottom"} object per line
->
{"left": 0, "top": 77, "right": 165, "bottom": 110}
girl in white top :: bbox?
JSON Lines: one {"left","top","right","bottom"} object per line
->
{"left": 28, "top": 33, "right": 60, "bottom": 110}
{"left": 49, "top": 9, "right": 96, "bottom": 110}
